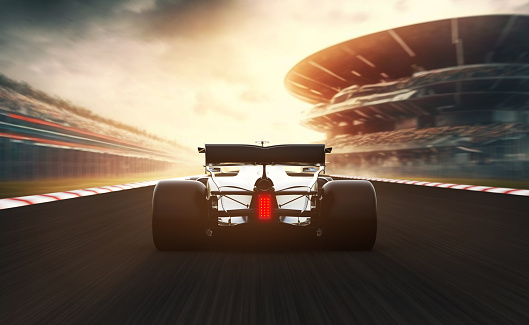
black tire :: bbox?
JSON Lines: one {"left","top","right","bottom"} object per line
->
{"left": 152, "top": 180, "right": 207, "bottom": 250}
{"left": 317, "top": 176, "right": 333, "bottom": 190}
{"left": 188, "top": 176, "right": 209, "bottom": 186}
{"left": 321, "top": 180, "right": 377, "bottom": 250}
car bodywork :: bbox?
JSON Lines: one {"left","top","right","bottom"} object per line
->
{"left": 194, "top": 144, "right": 331, "bottom": 232}
{"left": 152, "top": 143, "right": 377, "bottom": 250}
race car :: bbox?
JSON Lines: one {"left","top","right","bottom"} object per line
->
{"left": 152, "top": 144, "right": 377, "bottom": 250}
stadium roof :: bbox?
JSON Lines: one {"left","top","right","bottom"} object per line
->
{"left": 285, "top": 15, "right": 529, "bottom": 104}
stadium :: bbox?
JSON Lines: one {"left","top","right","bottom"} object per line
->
{"left": 0, "top": 74, "right": 191, "bottom": 183}
{"left": 285, "top": 14, "right": 529, "bottom": 180}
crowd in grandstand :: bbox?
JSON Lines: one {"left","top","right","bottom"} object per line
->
{"left": 327, "top": 123, "right": 529, "bottom": 149}
{"left": 404, "top": 64, "right": 529, "bottom": 89}
{"left": 0, "top": 85, "right": 181, "bottom": 156}
{"left": 310, "top": 64, "right": 529, "bottom": 116}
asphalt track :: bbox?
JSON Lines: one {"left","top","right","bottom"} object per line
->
{"left": 1, "top": 180, "right": 528, "bottom": 324}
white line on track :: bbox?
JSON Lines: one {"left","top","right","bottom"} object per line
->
{"left": 331, "top": 175, "right": 529, "bottom": 196}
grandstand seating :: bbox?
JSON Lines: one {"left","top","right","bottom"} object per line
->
{"left": 287, "top": 15, "right": 529, "bottom": 179}
{"left": 327, "top": 123, "right": 529, "bottom": 150}
{"left": 311, "top": 64, "right": 529, "bottom": 117}
{"left": 0, "top": 82, "right": 190, "bottom": 182}
{"left": 0, "top": 85, "right": 180, "bottom": 156}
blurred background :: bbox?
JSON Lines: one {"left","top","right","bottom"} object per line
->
{"left": 2, "top": 0, "right": 529, "bottom": 198}
{"left": 285, "top": 16, "right": 529, "bottom": 183}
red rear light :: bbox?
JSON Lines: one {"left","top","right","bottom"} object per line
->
{"left": 257, "top": 193, "right": 272, "bottom": 220}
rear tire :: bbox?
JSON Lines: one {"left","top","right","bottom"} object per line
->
{"left": 321, "top": 180, "right": 377, "bottom": 250}
{"left": 152, "top": 180, "right": 207, "bottom": 250}
{"left": 317, "top": 176, "right": 333, "bottom": 189}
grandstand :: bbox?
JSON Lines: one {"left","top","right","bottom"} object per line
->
{"left": 0, "top": 74, "right": 190, "bottom": 181}
{"left": 285, "top": 15, "right": 529, "bottom": 179}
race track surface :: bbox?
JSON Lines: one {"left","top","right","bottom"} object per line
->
{"left": 1, "top": 180, "right": 528, "bottom": 324}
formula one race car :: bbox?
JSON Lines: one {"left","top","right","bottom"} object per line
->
{"left": 152, "top": 144, "right": 377, "bottom": 250}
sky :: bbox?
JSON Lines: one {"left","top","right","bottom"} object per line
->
{"left": 1, "top": 0, "right": 529, "bottom": 149}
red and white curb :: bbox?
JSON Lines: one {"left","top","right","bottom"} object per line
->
{"left": 331, "top": 175, "right": 529, "bottom": 196}
{"left": 2, "top": 175, "right": 527, "bottom": 211}
{"left": 0, "top": 176, "right": 198, "bottom": 210}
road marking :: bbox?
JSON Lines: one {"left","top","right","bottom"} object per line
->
{"left": 331, "top": 175, "right": 529, "bottom": 196}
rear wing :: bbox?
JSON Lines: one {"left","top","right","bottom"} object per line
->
{"left": 198, "top": 144, "right": 331, "bottom": 166}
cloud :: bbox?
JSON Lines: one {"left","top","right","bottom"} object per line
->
{"left": 325, "top": 9, "right": 370, "bottom": 24}
{"left": 0, "top": 58, "right": 13, "bottom": 69}
{"left": 193, "top": 90, "right": 247, "bottom": 120}
{"left": 193, "top": 91, "right": 210, "bottom": 115}
{"left": 239, "top": 89, "right": 270, "bottom": 103}
{"left": 127, "top": 0, "right": 244, "bottom": 40}
{"left": 3, "top": 0, "right": 529, "bottom": 150}
{"left": 394, "top": 0, "right": 409, "bottom": 12}
{"left": 0, "top": 0, "right": 125, "bottom": 35}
